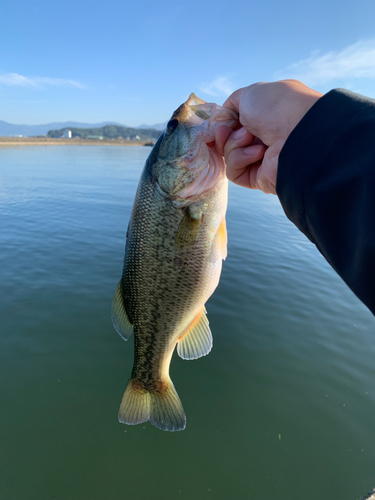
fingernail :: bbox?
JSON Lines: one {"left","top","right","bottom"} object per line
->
{"left": 243, "top": 144, "right": 264, "bottom": 156}
{"left": 231, "top": 127, "right": 247, "bottom": 140}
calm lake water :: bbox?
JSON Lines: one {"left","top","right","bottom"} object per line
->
{"left": 1, "top": 145, "right": 374, "bottom": 500}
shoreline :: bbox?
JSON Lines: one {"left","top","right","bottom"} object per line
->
{"left": 0, "top": 137, "right": 156, "bottom": 147}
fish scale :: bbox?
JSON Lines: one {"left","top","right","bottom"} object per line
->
{"left": 128, "top": 172, "right": 210, "bottom": 384}
{"left": 111, "top": 93, "right": 238, "bottom": 430}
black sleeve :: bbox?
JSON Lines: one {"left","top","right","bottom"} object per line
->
{"left": 276, "top": 89, "right": 375, "bottom": 315}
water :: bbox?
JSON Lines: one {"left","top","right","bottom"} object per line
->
{"left": 1, "top": 145, "right": 374, "bottom": 500}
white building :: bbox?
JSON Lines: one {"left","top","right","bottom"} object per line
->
{"left": 62, "top": 129, "right": 72, "bottom": 139}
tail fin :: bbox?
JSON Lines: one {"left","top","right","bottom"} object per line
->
{"left": 118, "top": 379, "right": 186, "bottom": 432}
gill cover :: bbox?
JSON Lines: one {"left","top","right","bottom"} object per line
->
{"left": 155, "top": 94, "right": 238, "bottom": 200}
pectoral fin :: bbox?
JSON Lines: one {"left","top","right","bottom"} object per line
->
{"left": 177, "top": 307, "right": 213, "bottom": 360}
{"left": 111, "top": 280, "right": 133, "bottom": 341}
{"left": 175, "top": 213, "right": 203, "bottom": 252}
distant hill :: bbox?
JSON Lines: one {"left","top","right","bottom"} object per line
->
{"left": 47, "top": 124, "right": 162, "bottom": 141}
{"left": 0, "top": 120, "right": 123, "bottom": 137}
{"left": 138, "top": 121, "right": 167, "bottom": 131}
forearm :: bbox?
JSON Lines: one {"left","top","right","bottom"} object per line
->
{"left": 277, "top": 89, "right": 375, "bottom": 314}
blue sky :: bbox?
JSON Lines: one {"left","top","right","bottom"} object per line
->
{"left": 1, "top": 0, "right": 375, "bottom": 126}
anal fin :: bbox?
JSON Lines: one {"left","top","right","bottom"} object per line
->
{"left": 177, "top": 307, "right": 213, "bottom": 360}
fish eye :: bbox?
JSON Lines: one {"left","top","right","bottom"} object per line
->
{"left": 167, "top": 119, "right": 179, "bottom": 133}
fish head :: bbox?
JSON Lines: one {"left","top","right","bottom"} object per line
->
{"left": 153, "top": 93, "right": 239, "bottom": 204}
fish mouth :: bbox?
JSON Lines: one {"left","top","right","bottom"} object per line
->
{"left": 170, "top": 94, "right": 208, "bottom": 125}
{"left": 171, "top": 93, "right": 238, "bottom": 134}
{"left": 163, "top": 93, "right": 238, "bottom": 202}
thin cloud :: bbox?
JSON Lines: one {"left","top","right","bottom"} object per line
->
{"left": 274, "top": 39, "right": 375, "bottom": 85}
{"left": 199, "top": 76, "right": 234, "bottom": 97}
{"left": 0, "top": 72, "right": 86, "bottom": 89}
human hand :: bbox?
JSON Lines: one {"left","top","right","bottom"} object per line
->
{"left": 215, "top": 80, "right": 323, "bottom": 194}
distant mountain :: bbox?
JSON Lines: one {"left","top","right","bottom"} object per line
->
{"left": 0, "top": 120, "right": 123, "bottom": 137}
{"left": 138, "top": 121, "right": 167, "bottom": 131}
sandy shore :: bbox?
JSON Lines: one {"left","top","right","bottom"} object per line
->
{"left": 0, "top": 137, "right": 155, "bottom": 147}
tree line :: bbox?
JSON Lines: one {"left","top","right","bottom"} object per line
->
{"left": 47, "top": 124, "right": 162, "bottom": 140}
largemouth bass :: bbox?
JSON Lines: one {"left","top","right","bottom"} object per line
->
{"left": 111, "top": 94, "right": 238, "bottom": 431}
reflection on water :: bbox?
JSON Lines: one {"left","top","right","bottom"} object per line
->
{"left": 1, "top": 146, "right": 374, "bottom": 500}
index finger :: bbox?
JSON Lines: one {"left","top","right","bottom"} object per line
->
{"left": 222, "top": 87, "right": 249, "bottom": 112}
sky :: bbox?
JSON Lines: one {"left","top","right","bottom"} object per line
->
{"left": 1, "top": 0, "right": 375, "bottom": 127}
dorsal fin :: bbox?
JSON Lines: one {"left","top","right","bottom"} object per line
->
{"left": 177, "top": 308, "right": 212, "bottom": 360}
{"left": 111, "top": 280, "right": 133, "bottom": 341}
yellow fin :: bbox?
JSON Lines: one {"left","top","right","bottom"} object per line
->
{"left": 177, "top": 308, "right": 213, "bottom": 360}
{"left": 118, "top": 380, "right": 151, "bottom": 425}
{"left": 111, "top": 280, "right": 133, "bottom": 341}
{"left": 175, "top": 213, "right": 202, "bottom": 252}
{"left": 149, "top": 380, "right": 186, "bottom": 431}
{"left": 217, "top": 217, "right": 227, "bottom": 260}
{"left": 118, "top": 378, "right": 186, "bottom": 432}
